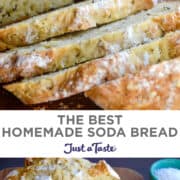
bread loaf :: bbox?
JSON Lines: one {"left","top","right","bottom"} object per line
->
{"left": 5, "top": 158, "right": 120, "bottom": 180}
{"left": 0, "top": 0, "right": 156, "bottom": 51}
{"left": 25, "top": 158, "right": 93, "bottom": 167}
{"left": 0, "top": 2, "right": 179, "bottom": 83}
{"left": 85, "top": 57, "right": 180, "bottom": 110}
{"left": 4, "top": 31, "right": 180, "bottom": 104}
{"left": 0, "top": 0, "right": 74, "bottom": 27}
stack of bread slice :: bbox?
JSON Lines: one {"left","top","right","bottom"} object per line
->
{"left": 5, "top": 158, "right": 121, "bottom": 180}
{"left": 0, "top": 0, "right": 179, "bottom": 109}
{"left": 0, "top": 0, "right": 75, "bottom": 27}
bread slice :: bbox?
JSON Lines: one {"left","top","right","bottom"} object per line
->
{"left": 5, "top": 159, "right": 120, "bottom": 180}
{"left": 4, "top": 31, "right": 180, "bottom": 105}
{"left": 85, "top": 57, "right": 180, "bottom": 110}
{"left": 0, "top": 2, "right": 179, "bottom": 83}
{"left": 0, "top": 0, "right": 157, "bottom": 51}
{"left": 0, "top": 0, "right": 74, "bottom": 27}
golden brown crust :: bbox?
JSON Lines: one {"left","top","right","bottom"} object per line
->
{"left": 3, "top": 31, "right": 180, "bottom": 105}
{"left": 0, "top": 0, "right": 74, "bottom": 27}
{"left": 85, "top": 57, "right": 180, "bottom": 110}
{"left": 0, "top": 0, "right": 156, "bottom": 51}
{"left": 0, "top": 10, "right": 179, "bottom": 83}
{"left": 24, "top": 158, "right": 93, "bottom": 167}
{"left": 24, "top": 158, "right": 118, "bottom": 179}
{"left": 134, "top": 0, "right": 154, "bottom": 11}
{"left": 153, "top": 12, "right": 180, "bottom": 32}
{"left": 24, "top": 158, "right": 43, "bottom": 167}
{"left": 88, "top": 161, "right": 111, "bottom": 177}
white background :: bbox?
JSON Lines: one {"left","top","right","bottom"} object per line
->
{"left": 0, "top": 111, "right": 179, "bottom": 158}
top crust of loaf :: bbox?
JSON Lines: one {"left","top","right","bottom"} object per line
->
{"left": 6, "top": 158, "right": 120, "bottom": 180}
{"left": 25, "top": 158, "right": 92, "bottom": 167}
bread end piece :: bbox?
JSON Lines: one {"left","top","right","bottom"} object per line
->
{"left": 85, "top": 57, "right": 180, "bottom": 110}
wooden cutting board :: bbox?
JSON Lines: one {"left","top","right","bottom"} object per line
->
{"left": 0, "top": 86, "right": 100, "bottom": 110}
{"left": 0, "top": 167, "right": 144, "bottom": 180}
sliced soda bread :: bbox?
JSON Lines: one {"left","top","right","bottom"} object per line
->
{"left": 6, "top": 159, "right": 120, "bottom": 180}
{"left": 4, "top": 31, "right": 180, "bottom": 104}
{"left": 0, "top": 0, "right": 74, "bottom": 27}
{"left": 85, "top": 57, "right": 180, "bottom": 110}
{"left": 0, "top": 0, "right": 157, "bottom": 51}
{"left": 0, "top": 2, "right": 179, "bottom": 83}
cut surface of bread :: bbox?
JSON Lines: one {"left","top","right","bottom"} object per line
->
{"left": 0, "top": 0, "right": 74, "bottom": 27}
{"left": 5, "top": 158, "right": 120, "bottom": 180}
{"left": 85, "top": 57, "right": 180, "bottom": 110}
{"left": 0, "top": 2, "right": 179, "bottom": 83}
{"left": 0, "top": 0, "right": 156, "bottom": 51}
{"left": 4, "top": 31, "right": 180, "bottom": 105}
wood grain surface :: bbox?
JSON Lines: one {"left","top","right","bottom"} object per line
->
{"left": 0, "top": 167, "right": 144, "bottom": 180}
